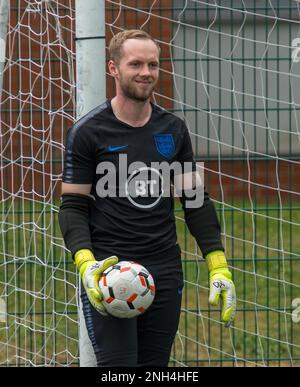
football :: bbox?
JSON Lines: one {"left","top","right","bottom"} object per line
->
{"left": 99, "top": 261, "right": 156, "bottom": 318}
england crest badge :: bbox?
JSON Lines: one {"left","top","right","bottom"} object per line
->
{"left": 154, "top": 134, "right": 175, "bottom": 159}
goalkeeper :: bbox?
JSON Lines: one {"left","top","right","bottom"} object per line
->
{"left": 59, "top": 29, "right": 236, "bottom": 367}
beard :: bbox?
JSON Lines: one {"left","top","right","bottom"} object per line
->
{"left": 119, "top": 75, "right": 157, "bottom": 102}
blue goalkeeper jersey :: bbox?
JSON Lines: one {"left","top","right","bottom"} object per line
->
{"left": 62, "top": 99, "right": 194, "bottom": 262}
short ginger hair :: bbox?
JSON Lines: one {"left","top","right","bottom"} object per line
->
{"left": 108, "top": 29, "right": 160, "bottom": 63}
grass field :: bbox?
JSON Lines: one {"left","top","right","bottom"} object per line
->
{"left": 175, "top": 201, "right": 300, "bottom": 367}
{"left": 1, "top": 198, "right": 300, "bottom": 366}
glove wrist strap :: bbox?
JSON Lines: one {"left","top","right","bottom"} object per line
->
{"left": 74, "top": 249, "right": 95, "bottom": 270}
{"left": 206, "top": 250, "right": 228, "bottom": 272}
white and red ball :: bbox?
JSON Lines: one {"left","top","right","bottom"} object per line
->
{"left": 99, "top": 261, "right": 155, "bottom": 318}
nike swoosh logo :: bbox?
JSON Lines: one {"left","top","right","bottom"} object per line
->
{"left": 108, "top": 144, "right": 128, "bottom": 152}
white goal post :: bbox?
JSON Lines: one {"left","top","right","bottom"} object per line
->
{"left": 75, "top": 0, "right": 105, "bottom": 368}
{"left": 0, "top": 0, "right": 8, "bottom": 101}
{"left": 0, "top": 0, "right": 8, "bottom": 326}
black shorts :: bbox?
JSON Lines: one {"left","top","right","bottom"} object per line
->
{"left": 81, "top": 246, "right": 183, "bottom": 367}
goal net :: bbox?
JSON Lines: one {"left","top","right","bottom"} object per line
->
{"left": 0, "top": 0, "right": 77, "bottom": 366}
{"left": 1, "top": 0, "right": 300, "bottom": 367}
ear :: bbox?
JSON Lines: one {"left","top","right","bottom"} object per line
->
{"left": 108, "top": 60, "right": 119, "bottom": 78}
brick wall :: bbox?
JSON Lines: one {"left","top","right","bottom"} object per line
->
{"left": 206, "top": 160, "right": 300, "bottom": 203}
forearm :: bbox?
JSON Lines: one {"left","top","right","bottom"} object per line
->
{"left": 180, "top": 190, "right": 236, "bottom": 325}
{"left": 181, "top": 191, "right": 224, "bottom": 257}
{"left": 58, "top": 193, "right": 119, "bottom": 315}
{"left": 58, "top": 193, "right": 94, "bottom": 257}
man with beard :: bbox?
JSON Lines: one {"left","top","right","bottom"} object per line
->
{"left": 59, "top": 30, "right": 236, "bottom": 367}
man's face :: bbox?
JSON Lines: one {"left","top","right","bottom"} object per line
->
{"left": 112, "top": 39, "right": 160, "bottom": 102}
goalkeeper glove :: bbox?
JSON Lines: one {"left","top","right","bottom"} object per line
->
{"left": 75, "top": 249, "right": 118, "bottom": 316}
{"left": 206, "top": 250, "right": 236, "bottom": 327}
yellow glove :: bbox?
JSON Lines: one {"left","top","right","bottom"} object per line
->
{"left": 206, "top": 250, "right": 236, "bottom": 327}
{"left": 75, "top": 249, "right": 118, "bottom": 315}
